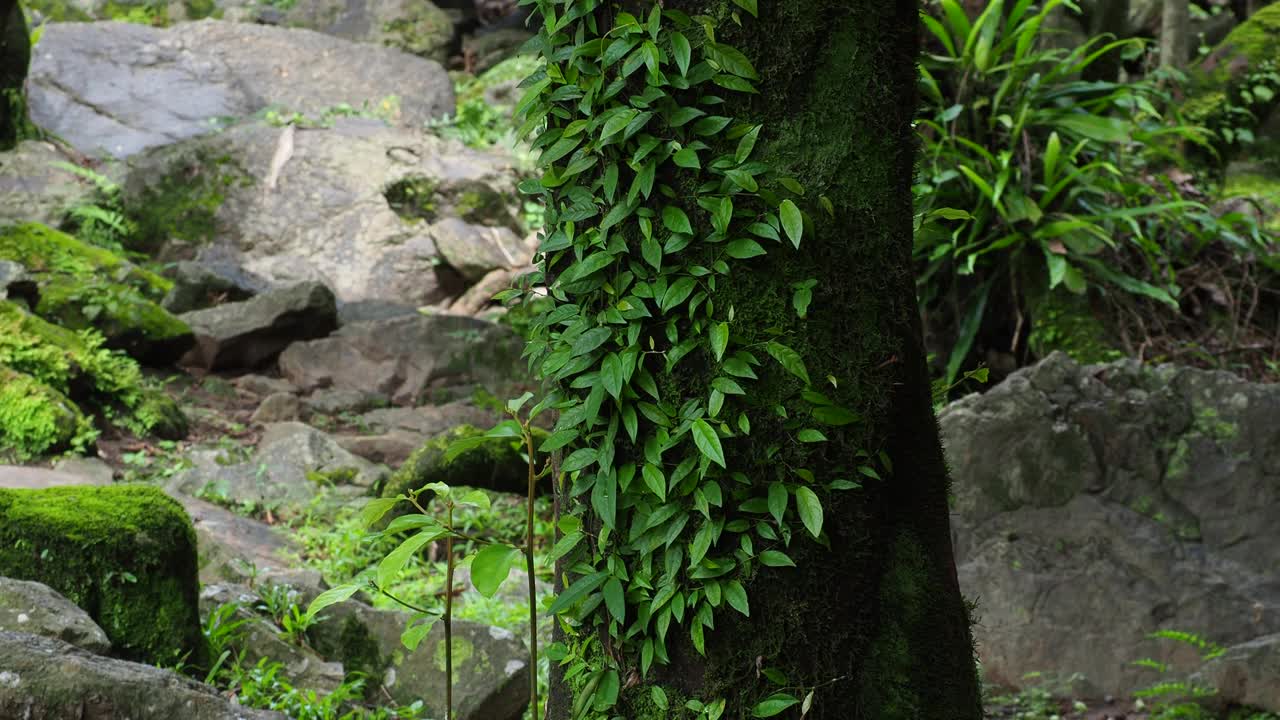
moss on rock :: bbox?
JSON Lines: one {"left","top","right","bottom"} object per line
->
{"left": 0, "top": 485, "right": 204, "bottom": 666}
{"left": 380, "top": 424, "right": 539, "bottom": 500}
{"left": 1028, "top": 289, "right": 1124, "bottom": 365}
{"left": 0, "top": 223, "right": 192, "bottom": 363}
{"left": 0, "top": 300, "right": 187, "bottom": 456}
{"left": 0, "top": 366, "right": 95, "bottom": 458}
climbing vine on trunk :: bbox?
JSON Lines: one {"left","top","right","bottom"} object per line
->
{"left": 501, "top": 1, "right": 878, "bottom": 716}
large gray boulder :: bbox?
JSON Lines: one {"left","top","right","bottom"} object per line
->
{"left": 166, "top": 422, "right": 385, "bottom": 522}
{"left": 179, "top": 281, "right": 337, "bottom": 371}
{"left": 28, "top": 19, "right": 454, "bottom": 159}
{"left": 335, "top": 400, "right": 501, "bottom": 465}
{"left": 1195, "top": 633, "right": 1280, "bottom": 713}
{"left": 0, "top": 630, "right": 285, "bottom": 719}
{"left": 279, "top": 314, "right": 526, "bottom": 406}
{"left": 0, "top": 578, "right": 110, "bottom": 654}
{"left": 0, "top": 141, "right": 104, "bottom": 226}
{"left": 124, "top": 117, "right": 522, "bottom": 309}
{"left": 941, "top": 353, "right": 1280, "bottom": 697}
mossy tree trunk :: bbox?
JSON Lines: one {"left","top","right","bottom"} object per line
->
{"left": 1160, "top": 0, "right": 1191, "bottom": 69}
{"left": 545, "top": 2, "right": 983, "bottom": 719}
{"left": 0, "top": 0, "right": 30, "bottom": 151}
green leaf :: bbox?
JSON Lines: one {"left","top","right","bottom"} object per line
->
{"left": 571, "top": 327, "right": 613, "bottom": 356}
{"left": 759, "top": 550, "right": 795, "bottom": 568}
{"left": 661, "top": 277, "right": 696, "bottom": 313}
{"left": 725, "top": 579, "right": 750, "bottom": 616}
{"left": 674, "top": 147, "right": 701, "bottom": 169}
{"left": 601, "top": 352, "right": 624, "bottom": 399}
{"left": 797, "top": 428, "right": 827, "bottom": 442}
{"left": 711, "top": 377, "right": 744, "bottom": 395}
{"left": 651, "top": 686, "right": 669, "bottom": 710}
{"left": 663, "top": 206, "right": 693, "bottom": 234}
{"left": 642, "top": 463, "right": 667, "bottom": 501}
{"left": 378, "top": 527, "right": 447, "bottom": 589}
{"left": 539, "top": 428, "right": 578, "bottom": 452}
{"left": 603, "top": 577, "right": 626, "bottom": 622}
{"left": 735, "top": 124, "right": 762, "bottom": 164}
{"left": 812, "top": 406, "right": 859, "bottom": 426}
{"left": 562, "top": 447, "right": 598, "bottom": 473}
{"left": 692, "top": 419, "right": 726, "bottom": 468}
{"left": 731, "top": 0, "right": 758, "bottom": 16}
{"left": 780, "top": 199, "right": 803, "bottom": 249}
{"left": 710, "top": 322, "right": 729, "bottom": 362}
{"left": 671, "top": 32, "right": 691, "bottom": 76}
{"left": 400, "top": 614, "right": 440, "bottom": 651}
{"left": 795, "top": 486, "right": 823, "bottom": 538}
{"left": 766, "top": 341, "right": 810, "bottom": 385}
{"left": 471, "top": 544, "right": 522, "bottom": 598}
{"left": 642, "top": 236, "right": 663, "bottom": 270}
{"left": 359, "top": 497, "right": 400, "bottom": 528}
{"left": 767, "top": 482, "right": 787, "bottom": 524}
{"left": 594, "top": 669, "right": 620, "bottom": 711}
{"left": 455, "top": 489, "right": 491, "bottom": 510}
{"left": 305, "top": 583, "right": 361, "bottom": 622}
{"left": 547, "top": 570, "right": 609, "bottom": 615}
{"left": 725, "top": 238, "right": 766, "bottom": 259}
{"left": 549, "top": 531, "right": 584, "bottom": 562}
{"left": 752, "top": 693, "right": 800, "bottom": 717}
{"left": 707, "top": 42, "right": 758, "bottom": 79}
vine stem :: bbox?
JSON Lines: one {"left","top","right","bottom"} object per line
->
{"left": 524, "top": 424, "right": 540, "bottom": 719}
{"left": 445, "top": 501, "right": 454, "bottom": 720}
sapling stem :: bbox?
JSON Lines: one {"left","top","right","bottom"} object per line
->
{"left": 523, "top": 421, "right": 540, "bottom": 718}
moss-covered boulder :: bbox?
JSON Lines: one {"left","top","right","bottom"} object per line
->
{"left": 380, "top": 424, "right": 539, "bottom": 499}
{"left": 1185, "top": 4, "right": 1280, "bottom": 160}
{"left": 0, "top": 485, "right": 204, "bottom": 666}
{"left": 0, "top": 223, "right": 194, "bottom": 364}
{"left": 0, "top": 300, "right": 186, "bottom": 457}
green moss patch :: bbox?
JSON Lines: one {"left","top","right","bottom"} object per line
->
{"left": 1028, "top": 290, "right": 1124, "bottom": 365}
{"left": 0, "top": 300, "right": 187, "bottom": 458}
{"left": 125, "top": 151, "right": 248, "bottom": 253}
{"left": 0, "top": 223, "right": 192, "bottom": 362}
{"left": 380, "top": 425, "right": 536, "bottom": 500}
{"left": 0, "top": 485, "right": 204, "bottom": 665}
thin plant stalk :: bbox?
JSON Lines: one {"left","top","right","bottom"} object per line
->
{"left": 523, "top": 424, "right": 539, "bottom": 718}
{"left": 445, "top": 501, "right": 454, "bottom": 720}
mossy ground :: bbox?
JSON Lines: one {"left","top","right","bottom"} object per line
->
{"left": 0, "top": 484, "right": 204, "bottom": 665}
{"left": 1028, "top": 290, "right": 1124, "bottom": 365}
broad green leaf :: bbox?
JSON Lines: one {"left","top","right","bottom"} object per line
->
{"left": 812, "top": 406, "right": 859, "bottom": 426}
{"left": 400, "top": 614, "right": 440, "bottom": 651}
{"left": 549, "top": 530, "right": 584, "bottom": 562}
{"left": 725, "top": 579, "right": 750, "bottom": 616}
{"left": 797, "top": 428, "right": 827, "bottom": 442}
{"left": 455, "top": 489, "right": 491, "bottom": 510}
{"left": 383, "top": 515, "right": 443, "bottom": 535}
{"left": 795, "top": 486, "right": 823, "bottom": 538}
{"left": 603, "top": 577, "right": 626, "bottom": 622}
{"left": 752, "top": 693, "right": 800, "bottom": 717}
{"left": 539, "top": 428, "right": 579, "bottom": 452}
{"left": 601, "top": 352, "right": 624, "bottom": 399}
{"left": 671, "top": 32, "right": 691, "bottom": 76}
{"left": 732, "top": 0, "right": 758, "bottom": 16}
{"left": 594, "top": 669, "right": 620, "bottom": 711}
{"left": 505, "top": 392, "right": 534, "bottom": 414}
{"left": 766, "top": 341, "right": 810, "bottom": 385}
{"left": 674, "top": 147, "right": 701, "bottom": 169}
{"left": 692, "top": 419, "right": 726, "bottom": 468}
{"left": 359, "top": 497, "right": 400, "bottom": 528}
{"left": 661, "top": 277, "right": 696, "bottom": 313}
{"left": 642, "top": 463, "right": 667, "bottom": 501}
{"left": 571, "top": 327, "right": 613, "bottom": 356}
{"left": 305, "top": 583, "right": 361, "bottom": 622}
{"left": 378, "top": 528, "right": 447, "bottom": 589}
{"left": 663, "top": 206, "right": 693, "bottom": 234}
{"left": 471, "top": 544, "right": 522, "bottom": 598}
{"left": 710, "top": 322, "right": 729, "bottom": 362}
{"left": 547, "top": 570, "right": 609, "bottom": 615}
{"left": 725, "top": 238, "right": 766, "bottom": 259}
{"left": 759, "top": 550, "right": 795, "bottom": 568}
{"left": 735, "top": 124, "right": 762, "bottom": 164}
{"left": 767, "top": 482, "right": 787, "bottom": 524}
{"left": 651, "top": 686, "right": 669, "bottom": 709}
{"left": 780, "top": 199, "right": 803, "bottom": 249}
{"left": 562, "top": 447, "right": 598, "bottom": 473}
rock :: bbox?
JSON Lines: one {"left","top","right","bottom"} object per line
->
{"left": 0, "top": 223, "right": 194, "bottom": 365}
{"left": 279, "top": 314, "right": 525, "bottom": 406}
{"left": 234, "top": 373, "right": 299, "bottom": 398}
{"left": 179, "top": 281, "right": 338, "bottom": 371}
{"left": 124, "top": 116, "right": 520, "bottom": 308}
{"left": 0, "top": 260, "right": 38, "bottom": 305}
{"left": 262, "top": 0, "right": 454, "bottom": 63}
{"left": 0, "top": 577, "right": 111, "bottom": 654}
{"left": 1195, "top": 633, "right": 1280, "bottom": 713}
{"left": 0, "top": 367, "right": 88, "bottom": 457}
{"left": 199, "top": 583, "right": 346, "bottom": 694}
{"left": 166, "top": 423, "right": 385, "bottom": 521}
{"left": 0, "top": 485, "right": 204, "bottom": 666}
{"left": 0, "top": 465, "right": 106, "bottom": 489}
{"left": 170, "top": 493, "right": 323, "bottom": 593}
{"left": 251, "top": 392, "right": 302, "bottom": 424}
{"left": 304, "top": 387, "right": 387, "bottom": 416}
{"left": 336, "top": 401, "right": 501, "bottom": 465}
{"left": 450, "top": 267, "right": 526, "bottom": 316}
{"left": 28, "top": 19, "right": 454, "bottom": 159}
{"left": 942, "top": 353, "right": 1280, "bottom": 697}
{"left": 382, "top": 424, "right": 534, "bottom": 500}
{"left": 162, "top": 260, "right": 257, "bottom": 315}
{"left": 0, "top": 630, "right": 286, "bottom": 719}
{"left": 309, "top": 601, "right": 529, "bottom": 720}
{"left": 432, "top": 217, "right": 528, "bottom": 283}
{"left": 0, "top": 141, "right": 103, "bottom": 227}
{"left": 50, "top": 456, "right": 115, "bottom": 484}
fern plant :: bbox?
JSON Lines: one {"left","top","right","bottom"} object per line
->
{"left": 51, "top": 161, "right": 136, "bottom": 253}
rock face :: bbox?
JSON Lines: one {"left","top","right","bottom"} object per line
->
{"left": 28, "top": 19, "right": 454, "bottom": 159}
{"left": 941, "top": 353, "right": 1280, "bottom": 697}
{"left": 166, "top": 422, "right": 385, "bottom": 521}
{"left": 255, "top": 0, "right": 454, "bottom": 62}
{"left": 0, "top": 141, "right": 102, "bottom": 227}
{"left": 180, "top": 281, "right": 337, "bottom": 371}
{"left": 0, "top": 485, "right": 204, "bottom": 666}
{"left": 335, "top": 400, "right": 501, "bottom": 465}
{"left": 0, "top": 630, "right": 286, "bottom": 720}
{"left": 1196, "top": 633, "right": 1280, "bottom": 713}
{"left": 0, "top": 577, "right": 111, "bottom": 654}
{"left": 126, "top": 117, "right": 520, "bottom": 308}
{"left": 279, "top": 314, "right": 525, "bottom": 406}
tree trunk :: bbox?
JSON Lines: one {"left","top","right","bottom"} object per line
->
{"left": 543, "top": 2, "right": 982, "bottom": 718}
{"left": 1160, "top": 0, "right": 1191, "bottom": 69}
{"left": 1083, "top": 0, "right": 1131, "bottom": 83}
{"left": 0, "top": 0, "right": 30, "bottom": 151}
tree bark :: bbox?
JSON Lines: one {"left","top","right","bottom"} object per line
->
{"left": 1082, "top": 0, "right": 1130, "bottom": 83}
{"left": 0, "top": 0, "right": 30, "bottom": 151}
{"left": 545, "top": 1, "right": 982, "bottom": 719}
{"left": 1160, "top": 0, "right": 1191, "bottom": 69}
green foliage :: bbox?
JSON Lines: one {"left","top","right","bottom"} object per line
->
{"left": 914, "top": 0, "right": 1276, "bottom": 383}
